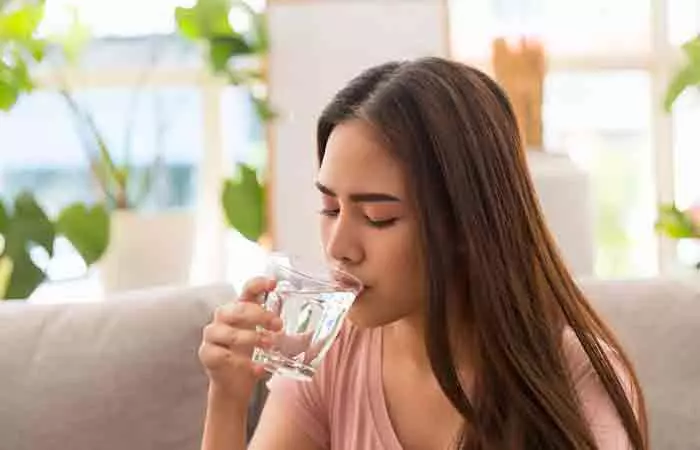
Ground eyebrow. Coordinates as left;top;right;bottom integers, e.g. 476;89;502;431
315;182;401;203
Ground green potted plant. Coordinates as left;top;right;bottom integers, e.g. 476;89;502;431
3;1;189;293
59;86;196;293
656;34;700;268
35;9;201;292
175;0;273;244
0;1;110;300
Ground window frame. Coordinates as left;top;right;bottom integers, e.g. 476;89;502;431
449;0;679;275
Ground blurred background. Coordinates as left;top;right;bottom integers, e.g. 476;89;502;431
2;0;700;301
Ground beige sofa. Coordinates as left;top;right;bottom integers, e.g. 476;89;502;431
0;278;698;449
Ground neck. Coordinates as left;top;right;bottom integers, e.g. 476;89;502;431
384;312;432;373
383;308;475;380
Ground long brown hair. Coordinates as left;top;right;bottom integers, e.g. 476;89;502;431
316;57;648;449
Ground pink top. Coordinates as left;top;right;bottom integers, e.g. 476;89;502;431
267;325;637;449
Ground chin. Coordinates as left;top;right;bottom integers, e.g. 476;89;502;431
346;292;404;329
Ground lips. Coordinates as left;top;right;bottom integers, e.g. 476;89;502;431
331;269;365;291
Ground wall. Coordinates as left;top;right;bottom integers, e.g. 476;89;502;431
268;0;449;265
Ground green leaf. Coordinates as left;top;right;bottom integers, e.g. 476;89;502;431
0;199;8;234
0;57;34;110
0;2;46;111
0;81;20;111
11;192;55;256
24;38;46;61
56;203;110;265
221;163;265;241
226;66;257;85
209;35;252;72
175;0;233;40
10;55;34;90
664;64;700;112
0;192;54;299
681;36;700;63
655;203;698;239
0;4;44;40
232;0;268;52
250;90;276;122
4;248;44;299
199;0;235;36
174;6;201;40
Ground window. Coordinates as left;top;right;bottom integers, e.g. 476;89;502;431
0;83;204;278
450;0;650;61
544;72;656;277
449;0;693;279
1;0;264;291
1;87;201;207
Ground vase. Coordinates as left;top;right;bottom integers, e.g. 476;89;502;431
99;209;195;293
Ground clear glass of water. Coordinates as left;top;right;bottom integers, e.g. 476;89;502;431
252;254;363;381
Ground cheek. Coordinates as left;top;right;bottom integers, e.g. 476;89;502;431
373;225;423;282
380;240;424;305
352;225;425;324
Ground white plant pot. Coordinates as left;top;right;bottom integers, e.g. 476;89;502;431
99;210;195;293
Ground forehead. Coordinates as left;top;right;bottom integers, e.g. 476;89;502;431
317;120;405;192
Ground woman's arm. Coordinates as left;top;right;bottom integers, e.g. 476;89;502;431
247;387;325;450
202;385;323;450
201;385;249;450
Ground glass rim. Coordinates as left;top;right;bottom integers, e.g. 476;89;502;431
267;253;364;294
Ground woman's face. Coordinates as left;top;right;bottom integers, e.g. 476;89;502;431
316;119;426;328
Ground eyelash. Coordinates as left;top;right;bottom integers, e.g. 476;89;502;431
318;209;398;229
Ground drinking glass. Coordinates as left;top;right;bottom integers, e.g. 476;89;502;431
251;254;363;381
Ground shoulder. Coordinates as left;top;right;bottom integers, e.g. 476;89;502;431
561;327;639;448
561;327;632;391
261;323;374;447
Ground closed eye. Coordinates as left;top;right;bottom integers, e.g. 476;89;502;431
319;208;339;218
366;217;398;228
319;208;399;229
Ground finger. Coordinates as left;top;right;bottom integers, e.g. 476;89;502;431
198;342;231;370
238;277;277;303
214;302;283;331
198;343;262;379
203;324;272;351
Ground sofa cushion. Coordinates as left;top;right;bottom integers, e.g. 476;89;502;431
0;284;234;450
581;277;700;450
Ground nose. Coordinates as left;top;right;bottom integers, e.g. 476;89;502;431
324;213;364;267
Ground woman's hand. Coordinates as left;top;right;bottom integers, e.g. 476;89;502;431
199;277;282;406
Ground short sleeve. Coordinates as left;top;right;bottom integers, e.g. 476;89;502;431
265;326;348;448
564;329;638;450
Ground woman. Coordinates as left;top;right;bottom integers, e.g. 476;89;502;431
199;57;647;450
